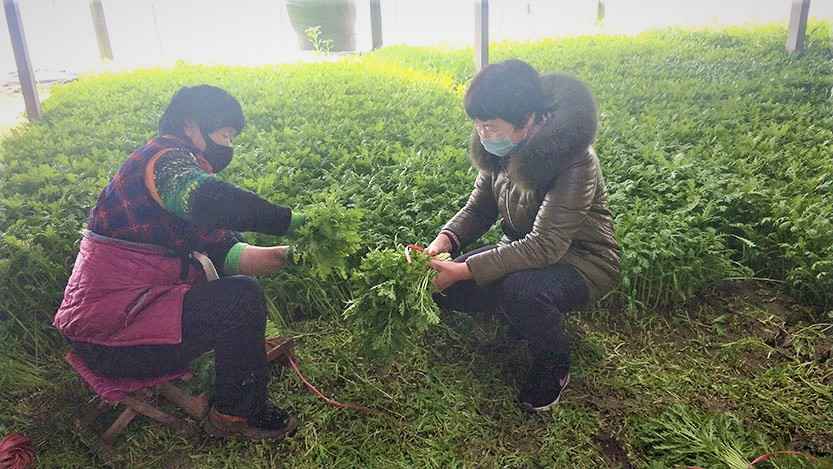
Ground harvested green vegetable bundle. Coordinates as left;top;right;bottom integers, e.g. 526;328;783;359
344;247;449;359
290;195;364;280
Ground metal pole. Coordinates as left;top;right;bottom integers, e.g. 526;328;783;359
370;0;383;50
3;0;40;121
786;0;811;54
90;0;114;61
474;0;488;71
151;2;164;57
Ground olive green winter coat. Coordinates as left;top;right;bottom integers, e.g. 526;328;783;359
443;73;620;302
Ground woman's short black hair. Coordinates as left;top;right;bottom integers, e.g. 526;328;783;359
158;85;245;137
464;59;550;128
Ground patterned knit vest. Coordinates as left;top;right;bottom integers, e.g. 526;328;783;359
87;136;231;255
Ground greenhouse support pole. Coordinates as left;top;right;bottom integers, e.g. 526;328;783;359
3;0;40;121
786;0;811;54
475;0;489;71
90;0;114;60
370;0;383;50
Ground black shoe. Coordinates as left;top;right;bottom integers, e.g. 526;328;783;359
204;402;298;441
519;365;570;412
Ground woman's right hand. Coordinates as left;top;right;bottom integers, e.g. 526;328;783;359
239;245;291;277
425;233;452;257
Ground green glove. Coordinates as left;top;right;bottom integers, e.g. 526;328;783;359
287;212;307;235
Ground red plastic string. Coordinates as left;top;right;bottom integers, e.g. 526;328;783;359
286;352;375;415
749;451;819;466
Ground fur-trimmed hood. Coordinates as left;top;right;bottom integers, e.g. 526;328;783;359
469;73;598;191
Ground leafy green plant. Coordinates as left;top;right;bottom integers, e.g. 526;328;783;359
0;234;66;357
635;404;768;469
304;26;334;54
0;324;46;393
343;248;446;359
290;194;364;280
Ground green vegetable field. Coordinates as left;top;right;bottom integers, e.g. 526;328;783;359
0;23;831;468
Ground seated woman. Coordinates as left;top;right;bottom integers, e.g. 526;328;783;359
54;85;304;440
427;60;621;412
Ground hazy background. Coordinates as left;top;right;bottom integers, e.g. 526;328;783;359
2;0;831;79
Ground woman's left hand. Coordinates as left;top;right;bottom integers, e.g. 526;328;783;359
429;259;473;291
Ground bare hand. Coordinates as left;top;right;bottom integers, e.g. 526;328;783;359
429;259;472;291
239;245;290;277
425;233;452;257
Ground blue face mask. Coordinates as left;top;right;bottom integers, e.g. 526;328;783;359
481;136;517;157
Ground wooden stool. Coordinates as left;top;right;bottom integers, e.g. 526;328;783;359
65;351;208;447
66;336;296;447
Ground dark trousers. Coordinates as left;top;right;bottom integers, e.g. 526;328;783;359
71;275;269;418
434;246;589;370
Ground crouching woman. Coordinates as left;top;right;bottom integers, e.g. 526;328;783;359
427;60;621;411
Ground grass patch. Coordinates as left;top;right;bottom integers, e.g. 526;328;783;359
0;23;831;467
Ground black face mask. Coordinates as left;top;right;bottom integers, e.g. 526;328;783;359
201;128;233;173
